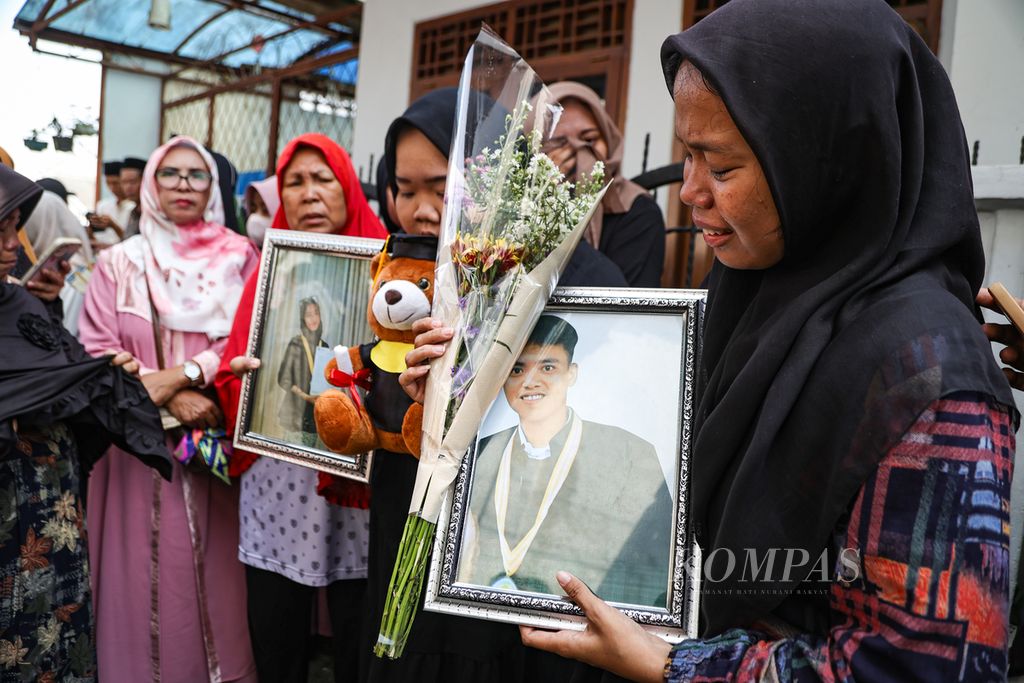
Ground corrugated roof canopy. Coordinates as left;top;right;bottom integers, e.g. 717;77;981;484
14;0;360;78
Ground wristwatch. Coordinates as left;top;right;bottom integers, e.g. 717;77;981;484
183;360;203;387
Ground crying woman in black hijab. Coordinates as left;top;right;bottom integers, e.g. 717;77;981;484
517;0;1019;681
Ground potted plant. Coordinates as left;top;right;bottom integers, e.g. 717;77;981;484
72;119;97;136
23;129;48;152
50;117;73;152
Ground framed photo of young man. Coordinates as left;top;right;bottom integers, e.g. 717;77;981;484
234;229;383;482
424;287;704;640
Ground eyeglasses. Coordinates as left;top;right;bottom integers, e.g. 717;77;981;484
155;167;213;192
541;136;571;152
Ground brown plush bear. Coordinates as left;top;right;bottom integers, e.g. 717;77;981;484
314;235;436;459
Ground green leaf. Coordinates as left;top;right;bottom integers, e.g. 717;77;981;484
26;593;49;615
69;633;94;676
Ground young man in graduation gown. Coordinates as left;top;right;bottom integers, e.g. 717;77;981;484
459;315;673;608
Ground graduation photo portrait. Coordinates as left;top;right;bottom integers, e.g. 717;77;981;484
234;229;383;481
425;288;705;640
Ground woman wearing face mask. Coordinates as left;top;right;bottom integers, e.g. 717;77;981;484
242;175;279;249
542;83;666;287
78;137;259;682
216;133;386;683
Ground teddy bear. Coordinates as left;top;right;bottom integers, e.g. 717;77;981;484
314;234;437;459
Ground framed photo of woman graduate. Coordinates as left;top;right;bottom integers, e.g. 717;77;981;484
235;229;383;481
424;287;704;640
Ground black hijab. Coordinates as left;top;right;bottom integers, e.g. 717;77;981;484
383;87;461;199
1;166;40;279
209;149;240;233
375;158;403;234
661;0;1013;635
0;164;42;226
383;88;627;287
36;177;70;203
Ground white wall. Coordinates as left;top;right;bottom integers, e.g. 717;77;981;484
950;0;1024;603
352;0;681;199
975;165;1024;619
351;0;477;175
622;0;682;209
98;59;163;202
945;0;1024;165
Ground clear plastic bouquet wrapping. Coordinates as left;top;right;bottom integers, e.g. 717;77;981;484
375;26;607;659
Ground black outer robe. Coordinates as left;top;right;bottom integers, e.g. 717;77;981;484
0;164;170;485
598;193;665;287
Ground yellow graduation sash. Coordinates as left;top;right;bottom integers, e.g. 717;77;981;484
299;335;315;374
494;413;583;578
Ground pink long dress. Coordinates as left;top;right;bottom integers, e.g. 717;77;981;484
79;244;259;683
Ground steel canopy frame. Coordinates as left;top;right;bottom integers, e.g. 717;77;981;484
12;0;362;209
14;0;361;73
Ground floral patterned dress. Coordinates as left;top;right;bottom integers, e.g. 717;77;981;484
0;422;95;683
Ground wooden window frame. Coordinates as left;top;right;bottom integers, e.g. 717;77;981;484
662;0;944;288
409;0;633;130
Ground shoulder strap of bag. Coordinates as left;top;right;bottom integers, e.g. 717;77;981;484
142;265;184;432
144;272;167;371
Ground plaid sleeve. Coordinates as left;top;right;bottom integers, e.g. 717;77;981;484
666;391;1017;682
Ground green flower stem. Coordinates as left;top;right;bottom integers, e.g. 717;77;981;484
374;514;437;659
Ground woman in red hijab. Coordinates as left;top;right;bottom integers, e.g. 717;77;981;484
215;134;385;683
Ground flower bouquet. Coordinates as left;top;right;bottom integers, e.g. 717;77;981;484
374;26;607;659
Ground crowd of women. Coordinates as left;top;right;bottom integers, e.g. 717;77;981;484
1;0;1021;681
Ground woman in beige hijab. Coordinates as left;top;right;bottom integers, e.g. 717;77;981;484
544;82;665;286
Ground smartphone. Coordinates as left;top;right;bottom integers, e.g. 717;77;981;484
86;212;110;232
14;237;82;286
988;282;1024;337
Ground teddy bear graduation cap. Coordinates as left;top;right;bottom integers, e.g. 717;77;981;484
314;234;437;460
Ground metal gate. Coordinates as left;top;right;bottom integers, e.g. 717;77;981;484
160;48;358;179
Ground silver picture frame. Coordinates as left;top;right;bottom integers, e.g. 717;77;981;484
424;287;705;641
234;229;384;482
